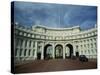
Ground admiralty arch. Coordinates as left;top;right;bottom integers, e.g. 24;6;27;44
14;24;97;62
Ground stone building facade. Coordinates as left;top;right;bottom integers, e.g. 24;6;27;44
14;24;97;62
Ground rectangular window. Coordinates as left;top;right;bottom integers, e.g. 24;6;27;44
81;51;83;54
24;49;27;56
15;48;18;56
95;43;96;47
84;44;86;47
20;49;22;56
76;45;78;49
16;38;19;47
18;39;21;47
29;41;31;47
28;49;31;56
33;49;35;56
92;49;94;53
20;39;23;47
90;39;93;42
84;40;86;43
91;43;93;48
81;45;82;48
33;41;35;47
87;44;89;48
25;40;27;47
88;50;90;53
85;50;87;54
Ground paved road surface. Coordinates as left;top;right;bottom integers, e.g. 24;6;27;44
15;59;97;73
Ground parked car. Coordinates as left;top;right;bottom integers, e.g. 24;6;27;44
79;55;88;62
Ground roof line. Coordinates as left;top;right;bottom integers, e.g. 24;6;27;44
32;25;80;30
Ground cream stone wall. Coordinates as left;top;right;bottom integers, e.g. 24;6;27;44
14;24;97;62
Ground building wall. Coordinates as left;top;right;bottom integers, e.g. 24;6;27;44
14;25;97;63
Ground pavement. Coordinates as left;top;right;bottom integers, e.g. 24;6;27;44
15;59;97;74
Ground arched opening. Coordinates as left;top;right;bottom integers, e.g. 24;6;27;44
65;44;73;58
37;46;41;59
37;52;41;59
76;52;79;57
44;44;53;59
55;44;63;59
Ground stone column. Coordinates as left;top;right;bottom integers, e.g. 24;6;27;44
27;40;30;49
28;41;33;60
73;44;76;56
30;41;34;57
34;41;37;59
63;44;65;59
17;39;21;61
79;44;81;55
52;43;55;59
31;41;33;48
30;49;34;60
16;48;19;56
25;40;30;58
41;42;44;60
17;39;21;48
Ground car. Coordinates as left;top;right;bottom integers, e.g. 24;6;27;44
79;55;88;62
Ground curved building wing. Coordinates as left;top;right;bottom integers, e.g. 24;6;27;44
14;24;97;62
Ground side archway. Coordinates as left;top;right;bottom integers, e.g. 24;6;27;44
44;44;53;59
65;44;73;58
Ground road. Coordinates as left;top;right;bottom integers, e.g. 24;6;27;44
15;59;97;73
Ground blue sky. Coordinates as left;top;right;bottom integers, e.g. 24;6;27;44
13;1;97;30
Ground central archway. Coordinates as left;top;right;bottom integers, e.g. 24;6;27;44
65;44;73;58
55;44;63;59
44;44;53;59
